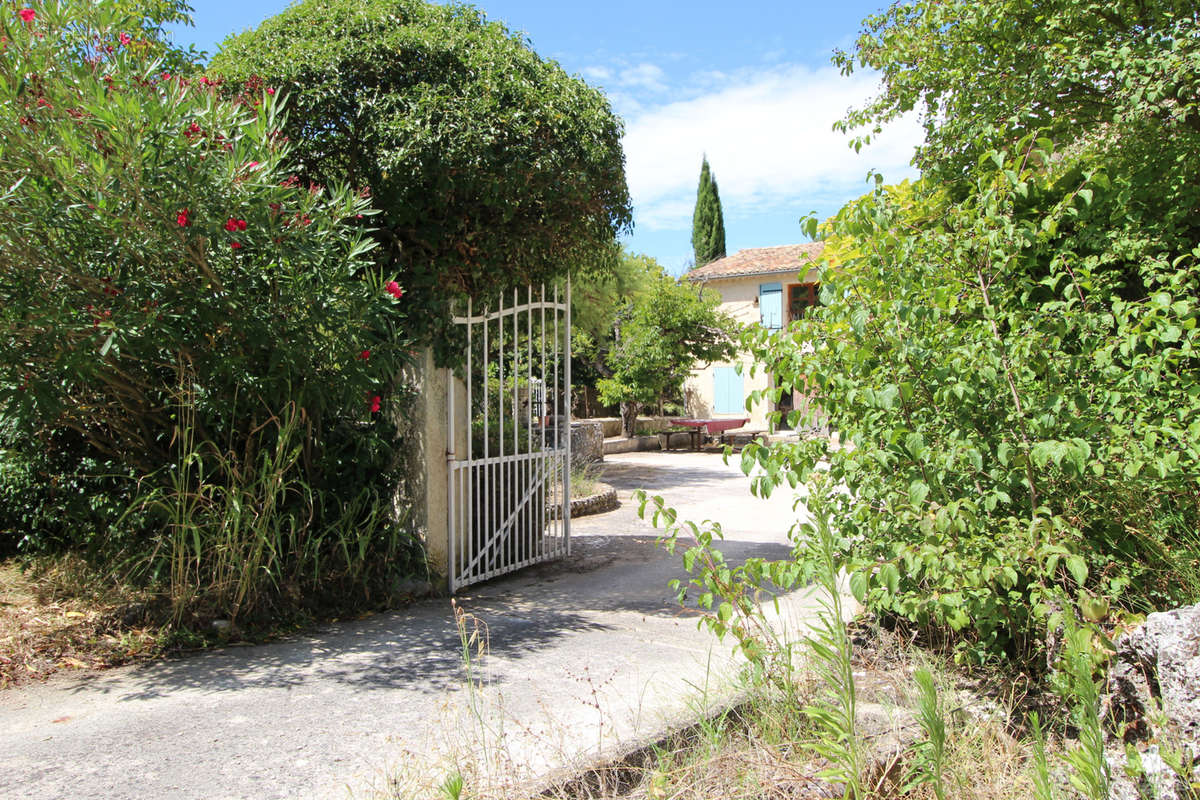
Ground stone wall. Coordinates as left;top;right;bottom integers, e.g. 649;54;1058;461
578;416;677;438
570;421;603;470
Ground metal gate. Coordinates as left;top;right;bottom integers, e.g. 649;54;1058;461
447;283;571;592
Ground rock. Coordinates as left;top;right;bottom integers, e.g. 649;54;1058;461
392;578;433;598
1101;603;1200;800
804;702;922;797
857;702;923;789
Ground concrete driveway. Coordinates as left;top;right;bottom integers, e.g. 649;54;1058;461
0;451;816;800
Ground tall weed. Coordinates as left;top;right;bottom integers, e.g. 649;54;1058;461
797;489;864;799
907;667;948;800
126;391;417;625
1053;617;1110;800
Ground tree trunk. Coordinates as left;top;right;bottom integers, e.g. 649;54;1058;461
620;400;640;438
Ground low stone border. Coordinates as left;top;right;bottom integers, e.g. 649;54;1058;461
548;482;618;519
602;435;661;454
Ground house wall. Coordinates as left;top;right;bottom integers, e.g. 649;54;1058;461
685;267;820;429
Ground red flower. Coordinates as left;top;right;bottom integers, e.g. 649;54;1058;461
369;395;382;414
177;208;190;227
359;349;371;360
18;8;35;23
385;281;403;299
118;32;132;46
266;88;275;96
231;241;243;250
224;217;247;232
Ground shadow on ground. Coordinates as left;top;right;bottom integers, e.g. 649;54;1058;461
49;453;793;705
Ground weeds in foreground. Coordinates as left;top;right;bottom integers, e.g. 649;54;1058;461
908;668;948;800
1056;622;1110;800
622;474;1139;800
797;490;864;799
1028;712;1055;800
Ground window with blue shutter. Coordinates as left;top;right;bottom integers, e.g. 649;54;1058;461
759;282;783;329
713;367;743;414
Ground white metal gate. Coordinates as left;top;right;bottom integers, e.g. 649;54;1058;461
447;283;571;592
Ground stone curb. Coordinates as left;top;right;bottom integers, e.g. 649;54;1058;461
548;482;619;519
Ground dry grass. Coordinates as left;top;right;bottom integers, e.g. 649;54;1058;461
534;625;1051;800
0;557;166;688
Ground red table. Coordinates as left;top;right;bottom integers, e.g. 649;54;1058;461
668;418;750;450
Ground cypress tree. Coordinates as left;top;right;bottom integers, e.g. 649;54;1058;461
690;156;727;268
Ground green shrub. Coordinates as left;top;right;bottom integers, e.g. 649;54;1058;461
210;0;632;359
738;0;1200;666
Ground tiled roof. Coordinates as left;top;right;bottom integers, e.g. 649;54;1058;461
685;242;826;281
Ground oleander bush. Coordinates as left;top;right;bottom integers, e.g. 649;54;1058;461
0;0;420;622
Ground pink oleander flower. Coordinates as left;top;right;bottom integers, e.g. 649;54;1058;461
369;395;382;414
359;349;371;360
118;32;132;46
224;217;247;232
231;241;243;250
177;208;190;227
385;281;403;299
18;8;35;23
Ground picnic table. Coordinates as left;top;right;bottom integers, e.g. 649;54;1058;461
668;417;750;450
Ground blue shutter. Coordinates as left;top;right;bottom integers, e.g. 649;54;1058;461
759;282;783;329
713;367;743;414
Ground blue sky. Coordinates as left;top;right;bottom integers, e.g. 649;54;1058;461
170;1;922;274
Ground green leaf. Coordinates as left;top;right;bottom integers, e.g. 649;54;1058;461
1065;555;1088;586
880;562;900;594
849;570;868;604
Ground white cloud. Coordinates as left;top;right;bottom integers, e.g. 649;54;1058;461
618;62;669;92
622;64;923;232
581;65;613;82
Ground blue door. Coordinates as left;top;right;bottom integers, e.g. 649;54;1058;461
713;367;743;414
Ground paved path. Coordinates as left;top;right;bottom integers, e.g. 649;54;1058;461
0;452;819;800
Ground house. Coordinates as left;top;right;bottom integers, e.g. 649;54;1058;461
683;243;826;430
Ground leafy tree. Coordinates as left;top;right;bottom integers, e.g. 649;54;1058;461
690;157;726;269
713;0;1200;666
598;274;738;437
570;248;662;416
210;0;633;359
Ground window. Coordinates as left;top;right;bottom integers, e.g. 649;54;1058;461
788;282;819;323
759;282;783;329
713;367;743;414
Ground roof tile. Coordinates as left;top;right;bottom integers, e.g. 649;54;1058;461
686;242;825;281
